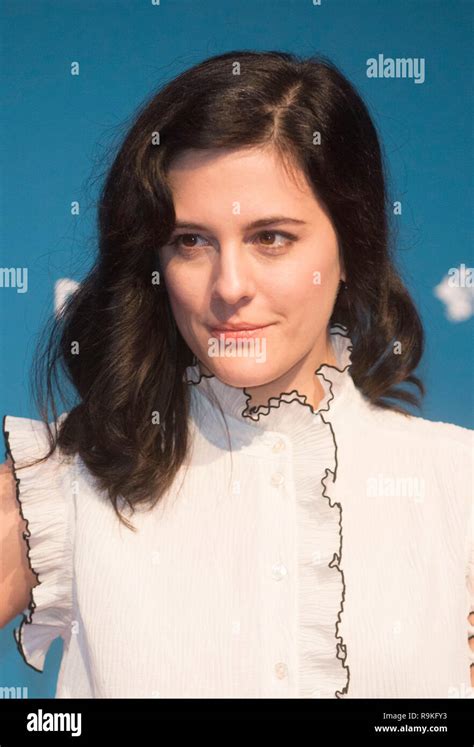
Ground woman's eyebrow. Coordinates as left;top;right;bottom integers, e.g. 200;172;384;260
173;216;308;231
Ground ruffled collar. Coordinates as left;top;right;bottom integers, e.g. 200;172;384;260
184;323;355;437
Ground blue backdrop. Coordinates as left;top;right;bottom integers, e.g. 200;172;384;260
1;0;472;698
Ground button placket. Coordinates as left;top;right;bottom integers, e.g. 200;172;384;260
261;433;294;695
269;437;288;489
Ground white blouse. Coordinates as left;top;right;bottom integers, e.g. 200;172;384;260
3;325;473;699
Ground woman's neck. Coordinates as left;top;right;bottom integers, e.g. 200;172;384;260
196;329;337;412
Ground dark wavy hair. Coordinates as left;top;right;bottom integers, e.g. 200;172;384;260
7;50;425;530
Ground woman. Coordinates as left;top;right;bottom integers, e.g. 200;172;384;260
1;50;472;699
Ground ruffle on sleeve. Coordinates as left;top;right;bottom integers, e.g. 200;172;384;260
2;413;74;673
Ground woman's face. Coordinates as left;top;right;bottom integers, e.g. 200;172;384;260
158;146;345;390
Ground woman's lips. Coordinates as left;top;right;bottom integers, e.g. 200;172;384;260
208;324;273;339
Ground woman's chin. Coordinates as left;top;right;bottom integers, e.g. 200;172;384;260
202;358;277;389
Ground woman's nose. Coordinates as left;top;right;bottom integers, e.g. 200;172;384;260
212;245;255;305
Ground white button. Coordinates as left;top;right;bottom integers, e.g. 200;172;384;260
271;472;285;486
272;439;286;453
271;562;288;581
274;662;288;679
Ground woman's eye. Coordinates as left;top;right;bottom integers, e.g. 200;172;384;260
254;230;294;251
171;233;208;250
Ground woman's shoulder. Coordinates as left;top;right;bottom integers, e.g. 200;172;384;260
403;413;472;447
2;412;74;468
360;397;473;447
354;397;473;475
